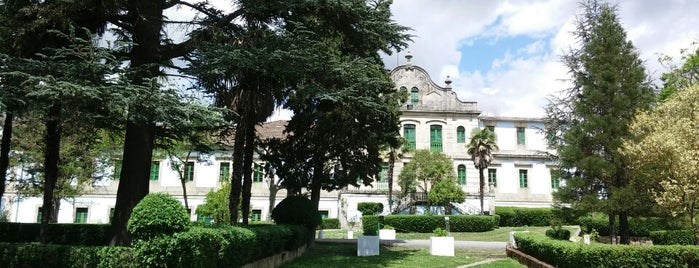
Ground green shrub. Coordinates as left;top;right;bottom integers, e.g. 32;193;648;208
495;207;552;226
0;242;135;268
128;193;190;240
577;215;688;237
320;218;340;229
545;227;571;240
514;232;699;267
433;227;448;236
651;230;695;245
357;202;384;216
362;215;498;234
271;196;321;229
0;222;110;245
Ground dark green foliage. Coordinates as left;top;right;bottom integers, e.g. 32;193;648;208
127;193;190;240
0;242;135;268
495;207;553;227
650;230;695;245
577;216;688;237
357;202;384;216
271;196;321;228
545;228;571;240
362;215;498;234
514;232;699;267
133;225;309;268
320;218;340;230
0;222;109;245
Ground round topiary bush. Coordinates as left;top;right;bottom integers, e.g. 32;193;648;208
271;196;321;228
127;193;190;240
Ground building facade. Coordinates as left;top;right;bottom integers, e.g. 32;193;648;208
0;56;558;225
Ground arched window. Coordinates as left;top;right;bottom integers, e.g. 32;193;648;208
403;124;416;150
410;87;419;105
430;125;442;152
456;126;466;143
457;165;466;185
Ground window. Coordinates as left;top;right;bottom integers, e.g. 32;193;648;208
319;210;329;220
251;209;262;222
488;169;497;187
113;160;122;180
197;214;213;224
519;169;528;188
430;125;442;152
379;163;388;182
109;208;114;224
149;161;159;181
403;124;416;150
551;170;560;189
410;87;419;105
456;126;466;143
457;165;466;185
254;163;263;182
219;162;231;182
486;125;495;133
74;207;88;223
185;162;195;181
516;127;526;145
37;207;43;223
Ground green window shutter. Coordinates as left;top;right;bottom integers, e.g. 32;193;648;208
404;124;416;150
551;170;560;189
149;161;159;181
252;209;262;221
75;208;88;223
517;127;525;145
519;170;528;188
457;126;466;143
185;162;195;181
319;210;329;220
37;207;43;223
379;163;388;182
430;125;442;152
488;169;497;187
487;125;495;133
113;160;122;180
411;87;419;105
254;163;263;182
457;165;466;185
219;162;230;182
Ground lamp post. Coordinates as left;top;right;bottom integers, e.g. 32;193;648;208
444;216;450;235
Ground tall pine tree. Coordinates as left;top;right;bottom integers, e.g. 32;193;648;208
546;0;655;245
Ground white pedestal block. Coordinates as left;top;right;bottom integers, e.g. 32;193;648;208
430;237;454;256
357;236;380;256
379;229;396;240
347;231;354;239
584;235;591;245
317;230;324;240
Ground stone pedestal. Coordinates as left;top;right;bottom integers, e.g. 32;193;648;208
347;231;354;239
317;230;324;240
357;236;380;256
429;237;454;256
379;229;396;240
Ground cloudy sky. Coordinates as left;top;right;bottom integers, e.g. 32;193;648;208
377;0;699;118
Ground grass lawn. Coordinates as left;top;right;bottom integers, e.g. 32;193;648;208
471;258;526;268
318;226;578;242
281;243;505;268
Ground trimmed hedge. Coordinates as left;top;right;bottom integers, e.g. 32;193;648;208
514;232;699;267
362;215;499;234
495;207;552;227
0;222;110;245
577;216;689;237
651;230;695;245
545;228;571;240
0;243;135;268
128;193;190;241
320;218;340;229
357;202;384;216
134;224;310;268
272;196;321;229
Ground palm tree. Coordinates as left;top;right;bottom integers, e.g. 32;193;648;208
466;128;498;214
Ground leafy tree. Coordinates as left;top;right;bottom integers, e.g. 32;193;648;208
622;85;699;244
658;43;699;101
545;0;655;244
466;128;498;215
398;150;461;212
196;183;232;225
428;178;465;214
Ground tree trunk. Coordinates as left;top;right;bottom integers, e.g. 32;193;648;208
40;104;61;243
618;211;630;244
309;160;323;247
229;124;246;225
387;150;395;212
0;113;14;209
241;116;255;225
267;184;278;222
109;0;163;246
608;212;616;245
180;151;192;210
479;167;485;215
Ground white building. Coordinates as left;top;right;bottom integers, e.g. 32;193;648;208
0;55;558;225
